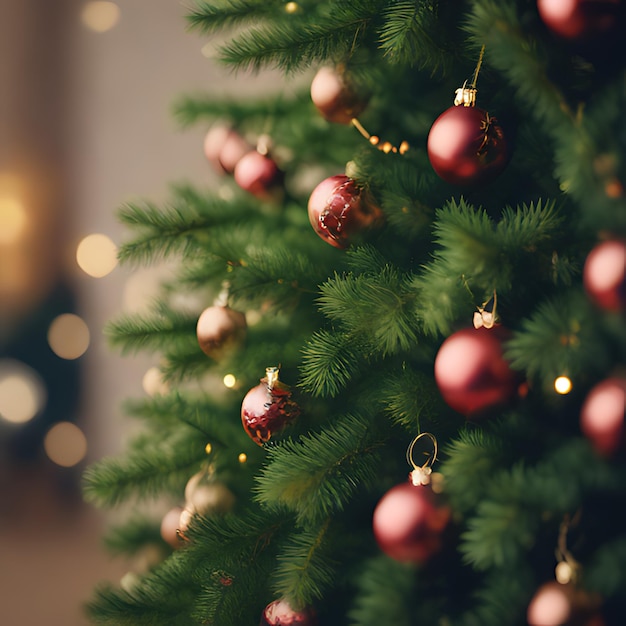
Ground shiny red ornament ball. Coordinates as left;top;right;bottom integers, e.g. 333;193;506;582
241;368;300;445
307;174;383;248
234;150;283;199
434;327;520;417
537;0;623;40
196;305;246;358
583;239;626;312
310;66;367;124
372;482;450;563
580;377;626;457
427;105;509;186
260;599;317;626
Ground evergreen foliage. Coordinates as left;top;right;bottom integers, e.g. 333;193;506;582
85;1;626;624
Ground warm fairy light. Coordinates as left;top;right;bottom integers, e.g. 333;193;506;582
554;376;573;395
142;367;170;396
76;233;118;277
285;2;299;12
238;453;247;464
44;422;88;467
555;561;572;584
0;360;46;424
0;194;26;244
223;374;236;388
205;442;213;455
48;314;90;360
81;2;120;33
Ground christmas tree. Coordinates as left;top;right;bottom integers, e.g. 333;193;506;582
83;1;626;624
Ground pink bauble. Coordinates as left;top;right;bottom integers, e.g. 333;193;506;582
160;506;184;549
196;305;246;358
260;599;317;626
527;582;573;626
310;66;367;124
434;327;520;417
372;482;450;563
537;0;623;40
580;377;626;457
234;151;283;199
218;130;251;173
583;239;626;312
307;174;383;248
427;105;509;186
203;125;231;174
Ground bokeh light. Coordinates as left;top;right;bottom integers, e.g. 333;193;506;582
554;376;573;395
0;194;26;244
238;453;247;464
76;233;118;277
48;314;90;360
223;374;236;388
81;1;120;33
44;422;88;467
0;360;47;424
205;442;213;455
142;366;169;396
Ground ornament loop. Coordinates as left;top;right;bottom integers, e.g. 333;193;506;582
406;432;438;486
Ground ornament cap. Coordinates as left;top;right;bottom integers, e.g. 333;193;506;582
454;82;477;107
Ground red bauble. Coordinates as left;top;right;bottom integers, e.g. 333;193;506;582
427;105;509;186
580;377;626;457
196;305;246;358
372;482;450;563
434;326;520;417
527;581;605;626
260;599;317;626
241;368;300;445
307;174;383;248
203;125;250;174
234;150;283;199
583;239;626;312
310;66;368;124
537;0;623;40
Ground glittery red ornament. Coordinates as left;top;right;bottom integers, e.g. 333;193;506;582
427;105;509;186
234;150;283;199
310;66;368;124
434;326;520;417
260;599;317;626
583;239;626;312
307;174;383;248
372;482;450;564
580;377;626;457
527;581;605;626
196;305;247;358
537;0;623;40
241;367;300;445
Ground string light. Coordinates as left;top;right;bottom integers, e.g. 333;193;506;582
554;376;573;395
238;453;247;464
76;233;118;278
205;442;213;455
48;314;90;360
223;374;236;388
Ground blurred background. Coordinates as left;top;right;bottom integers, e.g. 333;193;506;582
0;2;274;623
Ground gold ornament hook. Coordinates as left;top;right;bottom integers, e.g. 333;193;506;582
406;432;438;486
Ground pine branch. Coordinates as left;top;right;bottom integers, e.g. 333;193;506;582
105;304;198;356
506;290;611;383
299;329;363;398
186;0;281;34
103;516;165;556
318;266;419;356
255;414;382;524
83;427;206;507
216;2;381;73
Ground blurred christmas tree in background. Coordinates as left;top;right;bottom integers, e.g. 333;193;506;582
83;1;626;624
